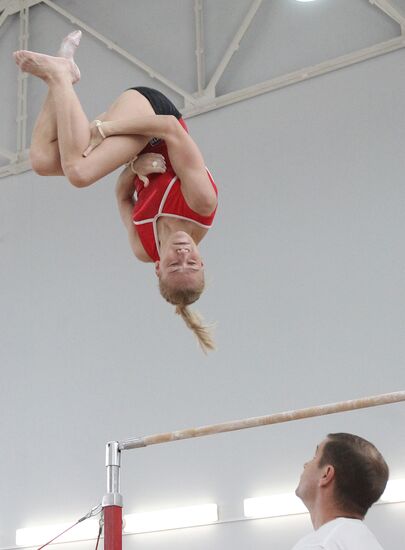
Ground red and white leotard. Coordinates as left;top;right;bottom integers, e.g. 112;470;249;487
132;119;218;262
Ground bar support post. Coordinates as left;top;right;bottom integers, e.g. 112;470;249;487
103;441;123;550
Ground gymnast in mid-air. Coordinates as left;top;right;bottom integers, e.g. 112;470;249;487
13;31;218;353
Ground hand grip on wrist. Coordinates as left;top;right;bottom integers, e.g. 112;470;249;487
94;120;106;139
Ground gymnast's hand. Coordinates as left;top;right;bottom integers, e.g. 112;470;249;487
82;119;108;157
128;153;166;188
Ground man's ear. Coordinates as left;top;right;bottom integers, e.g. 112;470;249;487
155;261;160;276
319;465;335;488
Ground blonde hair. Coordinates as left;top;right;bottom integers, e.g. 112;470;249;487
159;279;216;354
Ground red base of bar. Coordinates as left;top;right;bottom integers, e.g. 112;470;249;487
104;505;122;550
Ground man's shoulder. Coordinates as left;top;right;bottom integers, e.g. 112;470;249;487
291;518;384;550
291;531;324;550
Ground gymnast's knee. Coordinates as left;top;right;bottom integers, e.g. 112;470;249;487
30;150;57;176
63;162;93;188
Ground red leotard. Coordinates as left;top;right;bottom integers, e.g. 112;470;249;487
132;119;218;262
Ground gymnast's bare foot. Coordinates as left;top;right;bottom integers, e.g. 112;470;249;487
13;50;80;84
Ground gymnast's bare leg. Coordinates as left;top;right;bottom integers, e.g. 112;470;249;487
14;34;155;187
28;31;81;176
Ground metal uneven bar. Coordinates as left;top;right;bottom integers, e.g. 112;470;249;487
119;391;405;451
103;441;122;507
103;442;122;550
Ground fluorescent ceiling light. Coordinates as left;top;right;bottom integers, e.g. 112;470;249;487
17;480;404;547
124;503;218;534
380;479;405;503
296;0;317;2
244;493;307;519
16;519;99;546
244;478;405;521
16;504;218;546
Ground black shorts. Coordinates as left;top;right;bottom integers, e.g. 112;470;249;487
127;87;182;119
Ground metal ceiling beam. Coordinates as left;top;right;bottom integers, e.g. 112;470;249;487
0;147;15;161
369;0;405;31
183;36;405;118
0;1;31;178
194;0;206;94
0;4;10;27
0;0;41;15
205;0;263;96
42;0;197;106
0;156;30;177
1;0;405;177
16;3;29;157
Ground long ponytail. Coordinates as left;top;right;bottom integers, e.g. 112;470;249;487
175;304;215;354
159;279;216;353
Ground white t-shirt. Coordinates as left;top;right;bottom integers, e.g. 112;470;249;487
291;518;384;550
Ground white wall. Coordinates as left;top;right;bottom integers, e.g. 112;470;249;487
1;5;405;550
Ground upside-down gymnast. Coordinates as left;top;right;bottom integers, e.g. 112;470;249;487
13;31;218;353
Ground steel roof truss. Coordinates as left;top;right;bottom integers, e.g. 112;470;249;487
2;0;405;178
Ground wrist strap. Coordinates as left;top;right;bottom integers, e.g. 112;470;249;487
94;120;106;139
129;156;138;174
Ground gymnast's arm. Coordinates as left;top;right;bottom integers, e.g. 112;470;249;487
115;165;150;262
98;116;217;215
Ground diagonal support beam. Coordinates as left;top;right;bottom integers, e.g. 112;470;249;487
0;4;10;27
16;2;29;157
194;0;205;93
369;0;405;32
0;147;16;161
41;0;197;106
0;157;30;177
205;0;263;95
0;0;41;14
2;0;405;176
183;36;405;118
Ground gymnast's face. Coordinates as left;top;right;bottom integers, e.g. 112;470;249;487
155;231;204;286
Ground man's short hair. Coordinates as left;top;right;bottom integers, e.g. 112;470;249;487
319;433;389;516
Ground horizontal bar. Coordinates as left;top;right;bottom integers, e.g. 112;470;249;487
119;391;405;451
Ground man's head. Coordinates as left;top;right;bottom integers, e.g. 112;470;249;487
155;230;205;305
296;433;389;519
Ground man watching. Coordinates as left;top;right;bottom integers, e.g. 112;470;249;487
293;433;388;549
